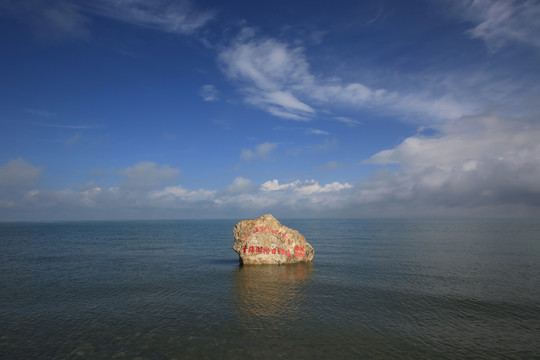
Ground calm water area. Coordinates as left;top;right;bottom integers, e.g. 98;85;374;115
1;219;539;359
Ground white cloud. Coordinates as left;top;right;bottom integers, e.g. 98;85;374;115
225;177;258;194
266;107;309;121
219;33;314;91
0;158;42;188
308;129;330;135
24;108;57;118
219;35;316;120
362;114;540;210
313;137;339;152
240;142;278;161
0;171;356;219
150;186;215;201
334;116;361;127
0;0;91;40
367;114;540;169
79;0;214;35
199;84;219;102
263;91;314;114
3;115;540;219
318;161;346;171
260;179;294;191
2;139;540;219
245;90;315;120
218;29;475;123
119;161;180;189
1;0;214;40
261;179;352;194
454;0;540;50
215;178;354;214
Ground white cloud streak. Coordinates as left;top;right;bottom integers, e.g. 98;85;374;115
308;129;330;135
150;186;215;201
78;0;214;35
219;34;316;120
1;0;214;40
218;29;476;122
454;0;540;50
261;179;352;194
334;116;361;127
240;142;278;161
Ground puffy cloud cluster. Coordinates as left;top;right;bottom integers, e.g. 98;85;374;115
0;160;354;219
361;114;540;213
261;179;352;194
215;179;354;217
2;114;540;221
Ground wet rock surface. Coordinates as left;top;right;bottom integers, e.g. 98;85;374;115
232;214;314;265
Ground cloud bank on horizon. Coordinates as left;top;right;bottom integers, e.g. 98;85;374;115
1;0;539;219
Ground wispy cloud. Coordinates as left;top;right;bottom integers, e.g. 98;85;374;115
318;161;346;171
240;142;278;161
307;129;330;135
199;84;219;102
0;158;42;188
24;108;57;119
224;177;258;194
78;0;215;35
37;122;103;130
452;0;540;50
1;0;214;40
219;32;316;120
334;116;361;127
218;28;476;123
65;132;83;147
0;0;90;40
246;90;315;121
119;161;181;189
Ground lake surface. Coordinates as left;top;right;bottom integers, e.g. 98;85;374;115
1;219;539;359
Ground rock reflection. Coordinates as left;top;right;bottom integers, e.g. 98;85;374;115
232;263;314;323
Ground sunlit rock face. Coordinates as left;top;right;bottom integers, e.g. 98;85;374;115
233;214;314;265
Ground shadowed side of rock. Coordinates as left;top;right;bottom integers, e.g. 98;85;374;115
232;214;314;265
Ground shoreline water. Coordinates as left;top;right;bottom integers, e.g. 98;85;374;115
1;219;538;359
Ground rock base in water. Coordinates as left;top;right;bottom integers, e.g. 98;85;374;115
232;214;314;265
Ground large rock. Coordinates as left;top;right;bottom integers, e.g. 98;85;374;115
233;214;314;265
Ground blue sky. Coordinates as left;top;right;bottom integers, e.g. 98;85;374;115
1;0;540;220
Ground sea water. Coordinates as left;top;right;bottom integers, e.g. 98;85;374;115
1;219;539;359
